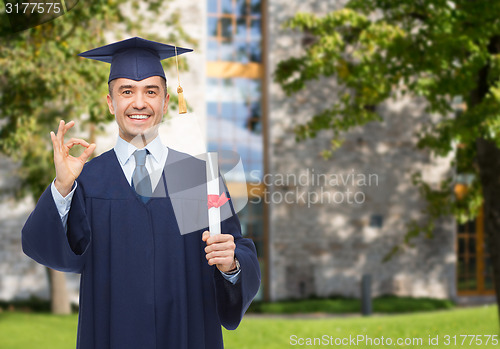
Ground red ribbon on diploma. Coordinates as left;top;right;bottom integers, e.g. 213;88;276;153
207;193;230;209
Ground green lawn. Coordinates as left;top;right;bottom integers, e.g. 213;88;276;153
0;306;498;348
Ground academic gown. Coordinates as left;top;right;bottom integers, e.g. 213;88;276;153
22;148;261;349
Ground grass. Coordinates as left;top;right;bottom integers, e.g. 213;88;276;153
0;312;78;349
0;306;498;349
223;306;499;349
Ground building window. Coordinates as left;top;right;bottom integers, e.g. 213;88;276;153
207;0;261;63
456;207;494;295
454;142;493;296
206;0;265;300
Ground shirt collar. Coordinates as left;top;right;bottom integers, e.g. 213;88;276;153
145;136;165;163
114;135;165;165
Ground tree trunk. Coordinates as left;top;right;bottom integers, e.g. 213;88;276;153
475;138;500;320
47;268;71;315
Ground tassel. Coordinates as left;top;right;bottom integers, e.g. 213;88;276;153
178;86;187;114
175;45;187;114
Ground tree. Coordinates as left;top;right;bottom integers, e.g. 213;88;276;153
0;0;195;314
274;0;500;318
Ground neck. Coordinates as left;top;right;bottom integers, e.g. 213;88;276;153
123;131;158;149
130;134;150;149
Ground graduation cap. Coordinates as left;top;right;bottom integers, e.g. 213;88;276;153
79;37;193;114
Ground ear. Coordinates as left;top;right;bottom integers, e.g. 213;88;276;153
163;93;170;115
107;94;115;115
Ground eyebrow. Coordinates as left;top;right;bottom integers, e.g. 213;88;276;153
118;85;160;90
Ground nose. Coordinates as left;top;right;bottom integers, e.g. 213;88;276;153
132;93;146;110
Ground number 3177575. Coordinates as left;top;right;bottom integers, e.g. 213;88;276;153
5;2;62;14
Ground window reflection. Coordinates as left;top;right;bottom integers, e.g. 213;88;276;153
207;17;218;37
221;0;233;13
250;0;261;16
250;19;261;39
207;0;262;63
207;0;218;13
235;0;247;16
235;41;248;63
220;18;233;40
249;41;261;63
220;42;235;61
236;17;247;40
207;40;218;60
206;77;262;178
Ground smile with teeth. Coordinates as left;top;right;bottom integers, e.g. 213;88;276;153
128;114;150;120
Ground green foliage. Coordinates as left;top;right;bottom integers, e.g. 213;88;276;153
0;296;80;313
372;295;454;313
247;295;454;314
0;296;51;313
0;0;196;200
0;295;454;315
274;1;500;253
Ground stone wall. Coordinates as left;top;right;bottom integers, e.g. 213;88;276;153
0;156;45;301
0;154;83;303
267;0;456;301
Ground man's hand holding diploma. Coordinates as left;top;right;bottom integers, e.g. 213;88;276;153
50;120;96;197
202;231;237;273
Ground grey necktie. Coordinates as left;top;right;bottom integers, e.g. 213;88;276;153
132;149;152;203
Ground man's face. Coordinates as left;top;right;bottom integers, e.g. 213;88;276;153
107;76;169;145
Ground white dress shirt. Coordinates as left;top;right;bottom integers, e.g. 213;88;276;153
51;136;240;283
113;135;167;190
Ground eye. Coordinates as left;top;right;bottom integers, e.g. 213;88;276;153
147;90;157;95
122;90;132;95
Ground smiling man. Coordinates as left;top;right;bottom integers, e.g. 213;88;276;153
108;76;168;146
21;37;261;349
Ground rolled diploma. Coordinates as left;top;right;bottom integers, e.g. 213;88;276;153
206;152;220;236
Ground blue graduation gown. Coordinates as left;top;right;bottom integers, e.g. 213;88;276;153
22;149;261;349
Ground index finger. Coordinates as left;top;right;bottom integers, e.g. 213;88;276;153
61;120;76;137
207;233;234;245
64;120;75;131
56;120;75;141
78;143;96;163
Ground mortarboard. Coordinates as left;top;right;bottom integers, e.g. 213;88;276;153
78;37;193;83
79;37;192;113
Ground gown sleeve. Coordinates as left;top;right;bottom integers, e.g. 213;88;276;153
22;182;91;273
212;183;261;330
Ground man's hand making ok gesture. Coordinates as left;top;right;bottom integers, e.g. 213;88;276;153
50;120;96;197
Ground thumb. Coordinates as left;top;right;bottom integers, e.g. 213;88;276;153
79;143;96;163
202;230;210;242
